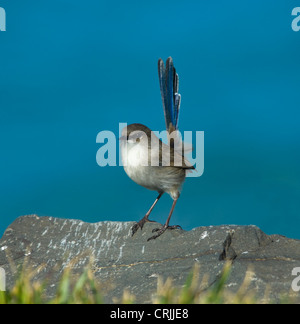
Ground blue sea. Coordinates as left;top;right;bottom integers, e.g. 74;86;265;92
0;1;300;239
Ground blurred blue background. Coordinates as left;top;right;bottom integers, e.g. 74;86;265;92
0;0;300;239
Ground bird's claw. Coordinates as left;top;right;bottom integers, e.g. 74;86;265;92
131;217;155;236
147;225;182;241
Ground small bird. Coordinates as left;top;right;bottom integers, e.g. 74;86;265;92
120;57;194;241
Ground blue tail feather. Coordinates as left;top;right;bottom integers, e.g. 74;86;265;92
158;57;181;132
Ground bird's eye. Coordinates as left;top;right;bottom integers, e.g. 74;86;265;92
128;132;143;143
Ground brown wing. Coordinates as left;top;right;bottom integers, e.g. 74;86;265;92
148;138;195;170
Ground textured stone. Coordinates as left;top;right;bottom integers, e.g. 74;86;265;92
0;215;300;303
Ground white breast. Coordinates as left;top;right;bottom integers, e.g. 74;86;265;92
121;139;186;197
121;141;158;190
121;141;148;168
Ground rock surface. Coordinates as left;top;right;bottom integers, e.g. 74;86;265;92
0;215;300;303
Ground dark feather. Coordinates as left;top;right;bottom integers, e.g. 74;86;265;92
158;57;181;133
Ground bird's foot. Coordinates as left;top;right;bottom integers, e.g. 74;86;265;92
131;216;155;237
147;224;182;241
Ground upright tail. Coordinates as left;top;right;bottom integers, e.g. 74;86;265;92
158;57;181;134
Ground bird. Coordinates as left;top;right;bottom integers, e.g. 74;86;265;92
120;57;195;241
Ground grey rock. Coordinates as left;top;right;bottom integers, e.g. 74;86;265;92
0;215;300;303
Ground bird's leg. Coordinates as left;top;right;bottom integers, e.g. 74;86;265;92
147;197;182;241
131;192;164;236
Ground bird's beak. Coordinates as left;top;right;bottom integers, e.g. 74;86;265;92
119;136;127;141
